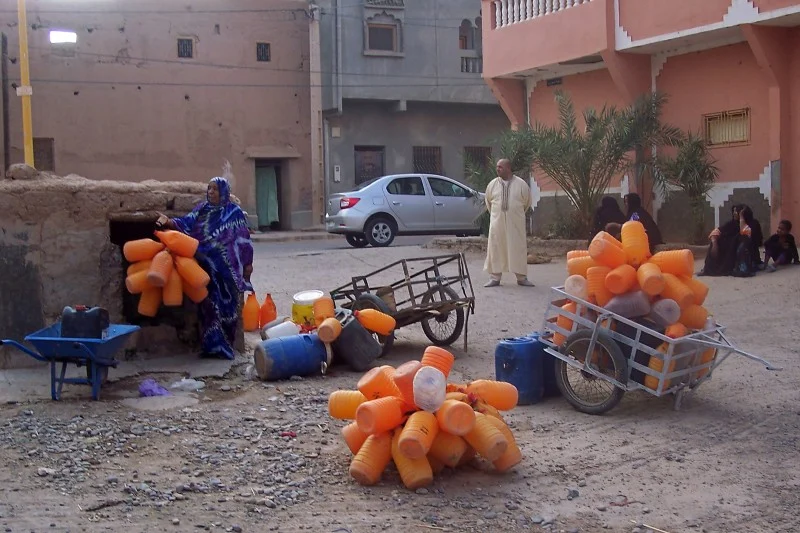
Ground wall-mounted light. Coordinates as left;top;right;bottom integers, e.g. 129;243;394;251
49;30;77;44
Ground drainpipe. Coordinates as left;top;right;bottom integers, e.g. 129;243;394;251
334;0;343;113
16;0;34;167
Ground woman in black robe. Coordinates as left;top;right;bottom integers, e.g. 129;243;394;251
589;196;627;244
700;204;762;276
624;193;663;253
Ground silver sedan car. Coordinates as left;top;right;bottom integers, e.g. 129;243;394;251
325;174;486;247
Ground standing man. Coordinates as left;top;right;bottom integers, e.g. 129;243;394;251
484;159;533;287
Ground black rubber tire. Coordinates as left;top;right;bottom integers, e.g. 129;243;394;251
364;217;396;247
554;329;627;415
345;234;369;248
352;293;395;357
420;285;465;347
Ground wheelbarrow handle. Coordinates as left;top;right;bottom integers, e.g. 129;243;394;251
0;339;49;362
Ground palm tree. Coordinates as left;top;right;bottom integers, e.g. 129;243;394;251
528;91;630;237
658;132;720;244
621;92;684;209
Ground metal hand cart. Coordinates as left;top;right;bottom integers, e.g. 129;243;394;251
1;323;140;401
330;253;475;356
541;286;781;414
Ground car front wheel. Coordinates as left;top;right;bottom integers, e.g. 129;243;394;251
365;217;396;247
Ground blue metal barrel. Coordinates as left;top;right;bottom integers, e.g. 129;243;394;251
495;336;545;405
254;334;327;381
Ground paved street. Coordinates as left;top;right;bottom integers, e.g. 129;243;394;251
253;235;433;258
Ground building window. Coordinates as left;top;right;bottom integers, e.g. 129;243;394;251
177;38;194;59
413;146;443;175
459;19;474;50
464;146;492;177
704;108;750;147
33;138;55;172
461;57;483;74
354;146;385;184
367;23;398;52
256;42;271;62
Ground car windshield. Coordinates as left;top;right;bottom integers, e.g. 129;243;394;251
355;177;381;191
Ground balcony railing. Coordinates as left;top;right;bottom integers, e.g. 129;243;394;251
493;0;593;29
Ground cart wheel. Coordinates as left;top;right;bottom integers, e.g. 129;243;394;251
353;293;395;357
86;365;109;385
420;285;465;347
555;329;627;415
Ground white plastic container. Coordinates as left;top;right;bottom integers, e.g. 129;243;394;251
650;298;680;327
263;321;301;340
412;366;446;412
260;316;290;340
604;290;651;318
564;274;589;300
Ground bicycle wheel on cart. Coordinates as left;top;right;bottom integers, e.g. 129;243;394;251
420;285;465;346
352;293;395;357
554;329;628;415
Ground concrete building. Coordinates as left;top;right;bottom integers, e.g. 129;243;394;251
317;0;510;196
0;0;323;229
481;0;800;240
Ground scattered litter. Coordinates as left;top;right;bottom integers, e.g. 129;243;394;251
169;378;206;392
138;379;171;397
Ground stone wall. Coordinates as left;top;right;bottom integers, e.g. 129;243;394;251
0;169;243;368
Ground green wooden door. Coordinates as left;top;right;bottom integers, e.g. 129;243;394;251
255;166;279;229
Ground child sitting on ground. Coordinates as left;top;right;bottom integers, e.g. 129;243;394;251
604;222;622;241
764;220;799;271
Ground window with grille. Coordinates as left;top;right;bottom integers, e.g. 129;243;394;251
464;146;492;177
256;42;271;62
177;38;193;59
413;146;443;174
354;146;385;184
461;57;483;74
33;138;55;172
367;23;398;52
704;109;750;147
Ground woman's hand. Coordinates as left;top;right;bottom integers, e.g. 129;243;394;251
243;264;253;283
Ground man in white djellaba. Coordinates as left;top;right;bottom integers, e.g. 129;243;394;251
483;159;533;287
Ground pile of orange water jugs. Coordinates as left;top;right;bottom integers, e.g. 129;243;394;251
242;292;278;332
562;221;716;387
328;347;522;490
124;231;211;317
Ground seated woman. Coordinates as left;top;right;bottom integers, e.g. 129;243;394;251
157;177;254;359
701;205;761;277
589;196;627;244
624;193;663;253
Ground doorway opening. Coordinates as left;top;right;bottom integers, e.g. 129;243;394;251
254;159;283;231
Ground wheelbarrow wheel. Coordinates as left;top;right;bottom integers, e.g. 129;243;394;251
420;285;465;347
352;293;395;358
86;364;109;385
555;329;627;415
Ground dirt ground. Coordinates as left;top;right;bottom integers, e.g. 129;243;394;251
1;243;798;533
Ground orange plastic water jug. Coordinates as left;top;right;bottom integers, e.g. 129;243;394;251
649;250;694;277
398;411;439;459
349;432;392;486
589;238;627;269
593;230;623;249
357;366;401;400
391;430;434;490
154;230;199;258
354;308;396;336
146;249;174;288
665;323;689;339
125;270;150;295
317;317;343;343
355;397;405;435
183;283;208;304
679;304;709;330
586;266;612;307
661;273;695;310
123;238;164;263
637;262;665;296
174;256;210;288
644;343;675;391
621;220;650;267
328;390;367;419
313;296;335;327
605;264;637;295
392;360;422;408
428;431;469;468
566;256;597;277
466;380;518;411
486;416;522;473
341;422;369;455
552;301;578;346
243;293;260;332
427;455;446;475
163;269;184;307
127;260;152;276
138;286;162;317
421;346;455;378
679;275;709;306
463;412;508;462
696;348;717;380
566;250;590;260
435;399;476;436
259;293;277;328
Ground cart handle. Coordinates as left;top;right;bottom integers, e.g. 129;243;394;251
0;339;49;362
684;336;783;371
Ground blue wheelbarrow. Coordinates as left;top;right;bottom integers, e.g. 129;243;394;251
1;323;140;401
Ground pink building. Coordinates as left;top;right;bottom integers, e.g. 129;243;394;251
481;0;800;239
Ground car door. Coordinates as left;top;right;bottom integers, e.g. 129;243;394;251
384;176;435;230
427;176;480;230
